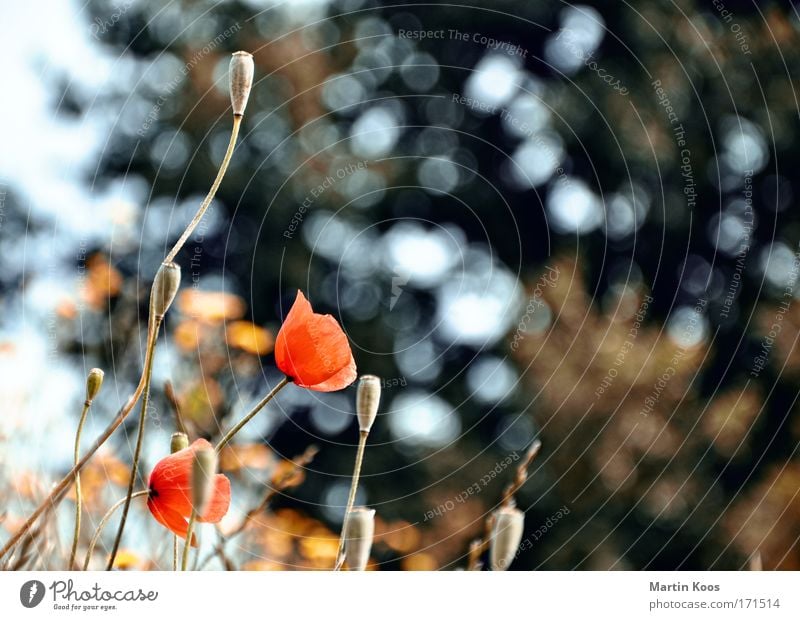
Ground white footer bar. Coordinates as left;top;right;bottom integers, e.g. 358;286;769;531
0;571;797;619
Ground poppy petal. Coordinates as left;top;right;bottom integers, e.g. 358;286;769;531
275;292;355;388
148;439;215;517
147;498;197;546
299;354;357;392
149;438;213;490
197;474;231;523
290;316;353;385
274;291;312;377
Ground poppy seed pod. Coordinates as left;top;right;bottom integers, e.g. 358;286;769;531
170;432;189;454
151;261;181;319
489;506;524;571
85;368;104;402
343;507;375;571
356;375;381;433
229;51;254;117
191;447;218;516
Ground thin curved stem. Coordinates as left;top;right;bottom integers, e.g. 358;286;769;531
104;114;240;568
181;510;198;571
215;378;289;453
106;316;163;570
173;536;178;571
0;115;243;566
83;490;148;570
334;430;369;570
164;115;241;265
69;399;92;569
0;325;157;562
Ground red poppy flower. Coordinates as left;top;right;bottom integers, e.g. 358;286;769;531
274;290;357;391
147;439;231;545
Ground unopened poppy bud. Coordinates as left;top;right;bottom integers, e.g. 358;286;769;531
151;261;181;319
85;368;104;402
229;51;254;117
170;432;189;454
344;507;375;571
356;375;381;433
489;506;524;571
191;447;217;516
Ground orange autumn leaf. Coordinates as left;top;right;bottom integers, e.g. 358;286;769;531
67;453;130;505
12;472;43;500
402;553;438;571
226;321;274;356
377;519;420;553
260;528;294;559
298;533;338;561
81;254;122;309
272;508;316;537
177;290;246;324
270;459;307;489
241;560;283;571
56;298;78;320
219;443;274;472
173;319;209;352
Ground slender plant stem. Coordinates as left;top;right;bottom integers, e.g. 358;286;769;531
83;490;148;570
105;113;241;570
214;377;289;453
334;430;369;570
68;399;93;569
0;114;243;566
173;537;178;571
197;445;319;570
465;440;542;570
174;377;290;571
0;327;157;562
106;316;163;570
181;510;198;571
164;115;241;265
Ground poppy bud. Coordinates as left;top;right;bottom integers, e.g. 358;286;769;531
170;432;189;454
356;375;381;433
489;506;524;571
229;51;254;117
85;368;104;402
191;447;217;515
151;262;181;319
343;507;375;571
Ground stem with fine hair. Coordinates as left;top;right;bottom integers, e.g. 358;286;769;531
173;537;178;571
83;490;148;570
176;376;288;570
68;399;92;569
334;430;369;570
214;377;289;453
164;115;241;265
181;510;198;571
106;316;163;570
0;115;243;565
0;326;157;562
466;440;541;570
